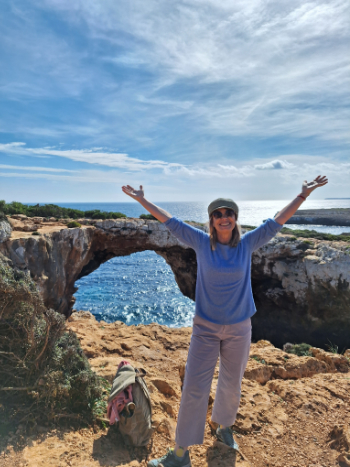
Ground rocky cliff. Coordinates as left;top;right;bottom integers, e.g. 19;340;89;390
1;216;350;348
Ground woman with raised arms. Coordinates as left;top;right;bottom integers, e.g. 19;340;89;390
122;176;328;467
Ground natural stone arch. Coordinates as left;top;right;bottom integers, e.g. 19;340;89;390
0;219;199;316
76;226;198;308
1;217;350;348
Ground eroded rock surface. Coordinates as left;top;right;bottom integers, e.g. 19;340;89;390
0;217;350;347
2;312;348;467
0;219;11;243
69;313;350;467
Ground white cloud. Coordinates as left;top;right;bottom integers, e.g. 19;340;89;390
0;142;251;177
2;0;348;149
254;160;295;170
1;143;349;189
0;164;76;172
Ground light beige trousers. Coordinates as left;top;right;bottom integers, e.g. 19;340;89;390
175;314;252;447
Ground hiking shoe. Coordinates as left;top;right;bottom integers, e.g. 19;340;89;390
216;426;239;451
147;448;191;467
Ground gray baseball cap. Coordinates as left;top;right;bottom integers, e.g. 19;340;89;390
208;198;239;218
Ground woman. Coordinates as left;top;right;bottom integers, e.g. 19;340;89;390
122;176;328;467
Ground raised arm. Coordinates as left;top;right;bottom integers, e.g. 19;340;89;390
121;185;172;223
274;175;328;225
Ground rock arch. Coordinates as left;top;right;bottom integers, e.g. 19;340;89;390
1;218;350;348
1;219;198;316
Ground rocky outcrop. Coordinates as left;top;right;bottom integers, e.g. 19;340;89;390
0;217;350;348
2;312;349;467
0;218;198;315
0;219;11;243
251;236;350;347
64;312;349;467
4;312;348;467
286;208;350;226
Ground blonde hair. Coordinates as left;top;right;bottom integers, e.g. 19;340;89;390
209;213;241;251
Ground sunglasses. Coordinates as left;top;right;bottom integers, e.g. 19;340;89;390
212;209;236;219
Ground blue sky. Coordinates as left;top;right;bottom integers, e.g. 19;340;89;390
0;0;349;202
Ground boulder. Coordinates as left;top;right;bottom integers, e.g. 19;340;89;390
8;217;37;231
0;219;12;243
10;214;27;220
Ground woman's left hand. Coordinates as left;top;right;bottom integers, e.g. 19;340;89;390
301;175;328;198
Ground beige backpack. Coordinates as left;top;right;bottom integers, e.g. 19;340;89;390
109;366;153;446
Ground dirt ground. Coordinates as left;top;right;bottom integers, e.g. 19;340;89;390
1;311;350;467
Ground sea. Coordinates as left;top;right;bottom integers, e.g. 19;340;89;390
52;200;350;328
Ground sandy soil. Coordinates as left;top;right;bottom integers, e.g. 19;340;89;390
1;311;350;467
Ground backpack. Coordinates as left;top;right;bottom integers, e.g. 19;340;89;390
108;364;153;446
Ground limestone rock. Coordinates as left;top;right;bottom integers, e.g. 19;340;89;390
337;453;350;466
10;214;27;220
244;345;343;384
328;425;350;451
8;217;37;231
154;415;176;439
244;361;274;384
310;347;350;372
31;217;44;224
159;400;176;417
68;310;94;321
59;313;350;467
0;219;12;243
0;217;349;347
151;379;178;398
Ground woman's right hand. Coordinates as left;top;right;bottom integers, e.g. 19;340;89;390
122;184;144;201
121;184;172;222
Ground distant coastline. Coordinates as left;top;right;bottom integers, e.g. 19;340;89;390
286;208;350;227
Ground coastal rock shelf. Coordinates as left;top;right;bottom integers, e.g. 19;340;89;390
3;311;349;467
1;217;350;348
64;312;348;467
286;208;350;226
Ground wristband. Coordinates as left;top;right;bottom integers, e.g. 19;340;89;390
297;194;306;201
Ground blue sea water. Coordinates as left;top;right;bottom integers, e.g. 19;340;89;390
51;200;350;327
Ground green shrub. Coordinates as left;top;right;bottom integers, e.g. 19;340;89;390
109;212;126;219
326;340;339;354
67;221;81;228
0;255;106;431
284;343;312;357
0;201;126;221
251;356;266;364
140;213;157;220
83;209;126;220
32;231;40;236
281;227;350;243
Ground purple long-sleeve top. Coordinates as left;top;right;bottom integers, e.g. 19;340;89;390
164;217;282;325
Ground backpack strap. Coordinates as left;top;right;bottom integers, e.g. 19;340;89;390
135;370;152;418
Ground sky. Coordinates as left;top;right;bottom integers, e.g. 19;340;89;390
0;0;349;203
